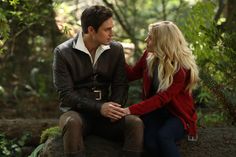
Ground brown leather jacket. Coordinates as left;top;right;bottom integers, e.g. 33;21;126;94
52;35;128;114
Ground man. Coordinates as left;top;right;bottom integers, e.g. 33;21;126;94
52;5;143;157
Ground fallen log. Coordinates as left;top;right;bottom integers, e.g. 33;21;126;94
0;118;58;146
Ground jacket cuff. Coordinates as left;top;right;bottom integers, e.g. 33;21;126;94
95;102;103;114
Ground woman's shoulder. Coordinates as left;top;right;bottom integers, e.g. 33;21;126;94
143;50;149;57
138;50;149;63
174;67;189;79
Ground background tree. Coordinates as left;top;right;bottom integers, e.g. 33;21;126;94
102;0;190;56
0;0;62;117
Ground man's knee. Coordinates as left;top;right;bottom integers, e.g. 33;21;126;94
125;115;144;135
125;115;143;127
123;115;143;153
59;111;83;132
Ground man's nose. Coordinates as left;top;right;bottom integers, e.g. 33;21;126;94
110;30;113;37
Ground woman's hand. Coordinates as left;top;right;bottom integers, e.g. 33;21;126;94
101;102;126;120
124;107;131;115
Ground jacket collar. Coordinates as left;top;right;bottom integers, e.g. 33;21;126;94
72;32;110;65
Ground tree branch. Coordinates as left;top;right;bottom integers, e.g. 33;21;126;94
0;23;34;51
214;0;225;22
102;0;142;53
161;0;167;20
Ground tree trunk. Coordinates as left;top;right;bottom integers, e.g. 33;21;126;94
226;0;236;25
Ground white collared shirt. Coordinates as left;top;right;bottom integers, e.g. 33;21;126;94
73;32;110;66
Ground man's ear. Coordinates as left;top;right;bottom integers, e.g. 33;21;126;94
87;26;95;34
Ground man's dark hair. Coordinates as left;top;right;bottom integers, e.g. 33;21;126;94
81;5;113;33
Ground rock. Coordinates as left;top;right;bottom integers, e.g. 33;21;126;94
38;127;236;157
38;136;122;157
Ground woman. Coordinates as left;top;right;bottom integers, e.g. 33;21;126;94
124;21;199;157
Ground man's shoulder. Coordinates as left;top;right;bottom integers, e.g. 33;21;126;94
109;41;123;49
56;38;74;52
53;37;76;58
108;42;123;56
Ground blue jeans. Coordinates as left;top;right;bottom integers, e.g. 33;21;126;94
141;107;185;157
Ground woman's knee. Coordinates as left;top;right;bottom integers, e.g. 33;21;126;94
144;129;157;150
144;137;156;150
156;119;185;143
144;138;160;156
155;128;173;146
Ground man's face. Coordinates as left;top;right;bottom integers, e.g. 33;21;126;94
93;17;113;45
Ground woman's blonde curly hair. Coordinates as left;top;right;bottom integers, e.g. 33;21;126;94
146;21;200;93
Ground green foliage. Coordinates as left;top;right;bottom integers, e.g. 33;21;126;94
0;0;53;48
0;133;30;157
177;1;236;123
127;80;142;106
28;143;45;157
0;0;60;108
29;126;60;157
0;8;10;53
177;1;216;62
195;85;213;107
197;109;228;127
40;126;61;144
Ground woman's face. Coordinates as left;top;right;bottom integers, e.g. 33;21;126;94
145;31;154;52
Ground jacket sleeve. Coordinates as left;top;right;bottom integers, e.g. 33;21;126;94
129;68;187;115
52;48;102;113
110;45;129;107
125;51;148;81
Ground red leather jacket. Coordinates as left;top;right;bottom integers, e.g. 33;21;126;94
126;51;197;136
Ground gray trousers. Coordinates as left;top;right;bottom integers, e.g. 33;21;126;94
59;110;143;157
